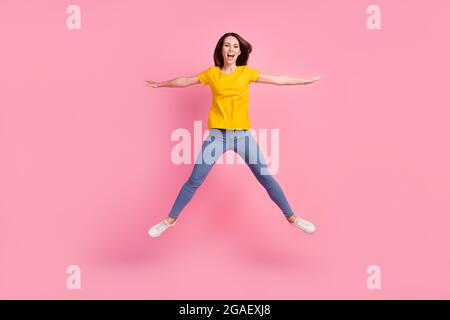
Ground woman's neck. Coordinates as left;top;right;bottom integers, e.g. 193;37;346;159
221;62;237;73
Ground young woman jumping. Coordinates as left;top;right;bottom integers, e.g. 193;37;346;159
145;32;321;237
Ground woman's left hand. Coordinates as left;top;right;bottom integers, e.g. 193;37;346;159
306;76;322;84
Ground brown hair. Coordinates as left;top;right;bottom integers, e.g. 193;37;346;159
213;32;253;68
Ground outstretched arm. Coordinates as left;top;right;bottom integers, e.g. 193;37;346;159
255;74;322;85
145;76;201;88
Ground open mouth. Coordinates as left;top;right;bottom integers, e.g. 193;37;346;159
226;53;235;60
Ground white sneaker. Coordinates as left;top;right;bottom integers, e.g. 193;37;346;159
148;219;176;237
292;217;316;234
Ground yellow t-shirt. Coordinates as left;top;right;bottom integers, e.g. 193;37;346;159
197;65;260;129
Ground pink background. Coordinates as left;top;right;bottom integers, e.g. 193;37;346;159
1;0;449;299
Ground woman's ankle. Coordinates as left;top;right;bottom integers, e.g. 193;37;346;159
286;215;297;223
166;217;176;225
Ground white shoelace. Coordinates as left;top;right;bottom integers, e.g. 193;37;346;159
155;220;169;232
298;219;309;225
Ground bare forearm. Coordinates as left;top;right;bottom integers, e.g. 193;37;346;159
276;76;315;85
157;77;189;88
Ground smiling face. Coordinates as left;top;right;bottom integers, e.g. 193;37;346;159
221;35;241;66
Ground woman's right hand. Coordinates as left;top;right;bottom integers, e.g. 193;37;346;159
145;80;160;88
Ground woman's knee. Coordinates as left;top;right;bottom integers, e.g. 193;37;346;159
257;172;277;189
186;172;206;189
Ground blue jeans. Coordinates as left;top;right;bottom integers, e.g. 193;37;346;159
168;128;295;219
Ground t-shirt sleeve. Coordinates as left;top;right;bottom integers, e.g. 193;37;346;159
247;66;261;82
197;67;210;86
